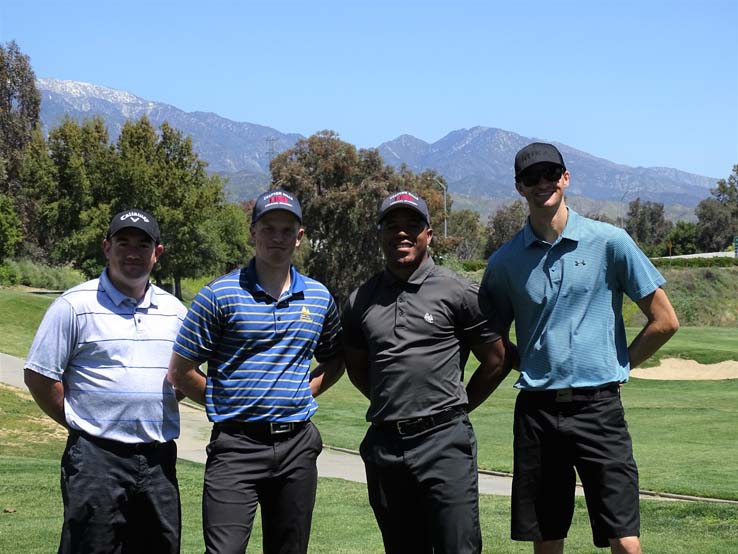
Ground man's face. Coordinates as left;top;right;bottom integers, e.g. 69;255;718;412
516;163;570;209
103;227;162;289
250;210;304;268
379;208;432;274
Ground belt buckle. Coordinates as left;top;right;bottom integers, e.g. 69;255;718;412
395;419;415;435
269;422;293;435
555;388;573;402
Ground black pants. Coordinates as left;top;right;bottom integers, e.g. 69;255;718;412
360;414;482;554
59;431;180;554
203;421;323;554
511;388;640;548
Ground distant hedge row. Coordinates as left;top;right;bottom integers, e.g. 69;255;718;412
457;256;738;273
652;257;738;269
0;259;85;290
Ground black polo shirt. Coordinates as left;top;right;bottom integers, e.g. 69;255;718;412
342;258;501;423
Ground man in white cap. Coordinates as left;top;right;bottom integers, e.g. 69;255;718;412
25;208;187;553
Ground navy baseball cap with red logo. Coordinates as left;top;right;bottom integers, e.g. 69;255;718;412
378;191;430;225
252;189;302;223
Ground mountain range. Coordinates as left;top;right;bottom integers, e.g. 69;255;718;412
37;78;717;215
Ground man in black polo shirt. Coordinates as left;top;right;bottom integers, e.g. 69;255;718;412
342;191;510;554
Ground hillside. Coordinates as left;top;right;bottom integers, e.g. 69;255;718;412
460;266;738;328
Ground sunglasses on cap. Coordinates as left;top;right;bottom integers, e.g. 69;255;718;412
518;164;564;187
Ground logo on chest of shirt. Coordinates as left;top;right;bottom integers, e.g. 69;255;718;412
574;260;587;266
423;312;434;324
300;306;314;322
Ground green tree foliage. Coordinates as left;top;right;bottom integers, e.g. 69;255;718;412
664;221;699;256
270;130;449;302
483;200;528;257
15;115;250;297
0;41;40;196
446;208;484;261
0;193;22;258
625;198;673;253
696;165;738;252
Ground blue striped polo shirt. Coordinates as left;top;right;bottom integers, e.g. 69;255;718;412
24;269;187;443
481;209;665;390
172;260;342;423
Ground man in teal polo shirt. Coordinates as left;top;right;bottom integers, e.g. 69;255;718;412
481;143;679;554
168;190;343;554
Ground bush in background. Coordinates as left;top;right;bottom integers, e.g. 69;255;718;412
0;259;85;290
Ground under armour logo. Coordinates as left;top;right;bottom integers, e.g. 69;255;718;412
423;312;434;324
575;260;587;266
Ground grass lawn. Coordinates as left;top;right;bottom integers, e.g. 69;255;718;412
313;371;738;501
0;288;56;358
2;386;737;554
3;288;738;499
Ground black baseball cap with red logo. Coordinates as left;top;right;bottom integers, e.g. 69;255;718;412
252;189;303;223
378;191;430;225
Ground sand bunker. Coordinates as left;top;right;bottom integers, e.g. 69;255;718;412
631;358;738;380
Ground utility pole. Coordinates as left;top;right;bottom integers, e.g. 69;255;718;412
265;137;278;174
432;177;448;238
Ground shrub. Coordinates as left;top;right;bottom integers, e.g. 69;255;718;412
0;259;85;290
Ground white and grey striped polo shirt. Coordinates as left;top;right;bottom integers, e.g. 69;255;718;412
25;269;187;444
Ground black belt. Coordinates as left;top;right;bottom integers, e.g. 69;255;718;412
374;406;466;436
215;420;309;437
70;429;165;452
520;383;620;403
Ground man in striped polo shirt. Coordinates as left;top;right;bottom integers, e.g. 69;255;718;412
168;189;344;554
481;143;679;554
24;209;188;554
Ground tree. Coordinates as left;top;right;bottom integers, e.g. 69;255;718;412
696;165;738;252
0;193;22;258
624;198;673;250
270;130;449;302
114;119;249;298
664;221;699;256
447;209;484;261
0;41;41;196
484;200;528;257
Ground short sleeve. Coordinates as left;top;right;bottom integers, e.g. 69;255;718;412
314;294;343;362
458;280;501;345
172;285;223;362
610;229;666;301
479;256;515;331
341;289;368;351
24;297;78;381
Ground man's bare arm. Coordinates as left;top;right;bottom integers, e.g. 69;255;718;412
24;369;67;428
344;345;371;400
466;338;511;412
310;356;345;397
629;287;680;369
167;352;207;405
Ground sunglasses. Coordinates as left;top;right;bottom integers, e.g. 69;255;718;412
518;164;564;187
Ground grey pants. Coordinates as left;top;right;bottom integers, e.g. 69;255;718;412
203;421;323;554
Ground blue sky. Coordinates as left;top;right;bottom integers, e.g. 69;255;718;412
1;0;736;178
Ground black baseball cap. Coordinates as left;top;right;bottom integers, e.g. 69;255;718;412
378;191;430;225
107;209;160;243
252;189;302;223
514;142;566;179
